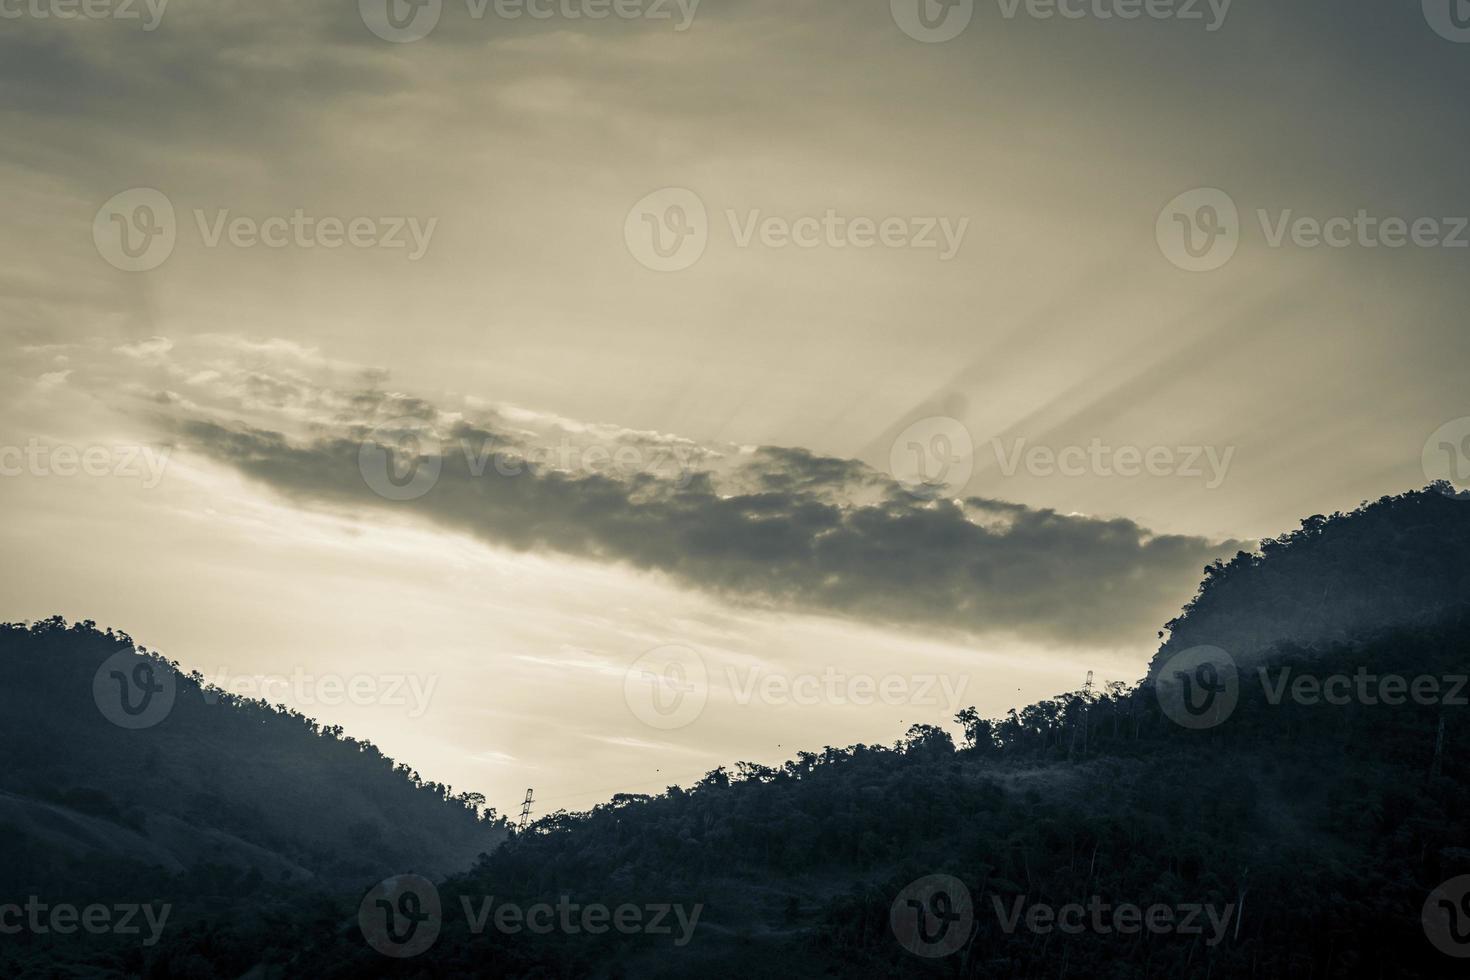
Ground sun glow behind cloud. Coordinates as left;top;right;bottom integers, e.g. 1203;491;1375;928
6;0;1469;821
1;343;1145;812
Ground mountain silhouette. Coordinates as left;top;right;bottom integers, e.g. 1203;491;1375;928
5;486;1469;977
0;616;508;973
1151;482;1470;673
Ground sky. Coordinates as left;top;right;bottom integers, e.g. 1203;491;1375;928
2;0;1468;816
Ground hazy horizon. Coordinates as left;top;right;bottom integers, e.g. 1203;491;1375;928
4;0;1470;814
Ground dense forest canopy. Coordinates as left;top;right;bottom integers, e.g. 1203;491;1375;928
4;485;1469;977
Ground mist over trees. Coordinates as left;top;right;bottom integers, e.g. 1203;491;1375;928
4;486;1469;976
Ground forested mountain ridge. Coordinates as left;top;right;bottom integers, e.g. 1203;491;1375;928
1150;483;1470;673
143;614;1461;978
0;618;509;898
5;486;1470;977
131;485;1470;978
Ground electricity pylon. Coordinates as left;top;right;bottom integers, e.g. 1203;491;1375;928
517;788;535;832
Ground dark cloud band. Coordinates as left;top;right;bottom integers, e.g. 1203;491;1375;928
179;409;1240;647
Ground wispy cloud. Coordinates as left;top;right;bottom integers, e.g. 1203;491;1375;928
46;335;1244;647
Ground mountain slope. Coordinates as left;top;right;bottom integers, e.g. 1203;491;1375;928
7;487;1470;977
0;618;509;897
119;486;1470;978
1151;484;1470;673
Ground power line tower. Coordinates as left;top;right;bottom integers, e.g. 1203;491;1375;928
1069;671;1095;761
517;788;535;832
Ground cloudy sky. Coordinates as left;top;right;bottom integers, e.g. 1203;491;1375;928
2;0;1467;814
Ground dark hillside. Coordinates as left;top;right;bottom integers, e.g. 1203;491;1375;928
0;618;508;896
8;487;1470;977
1150;484;1470;673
